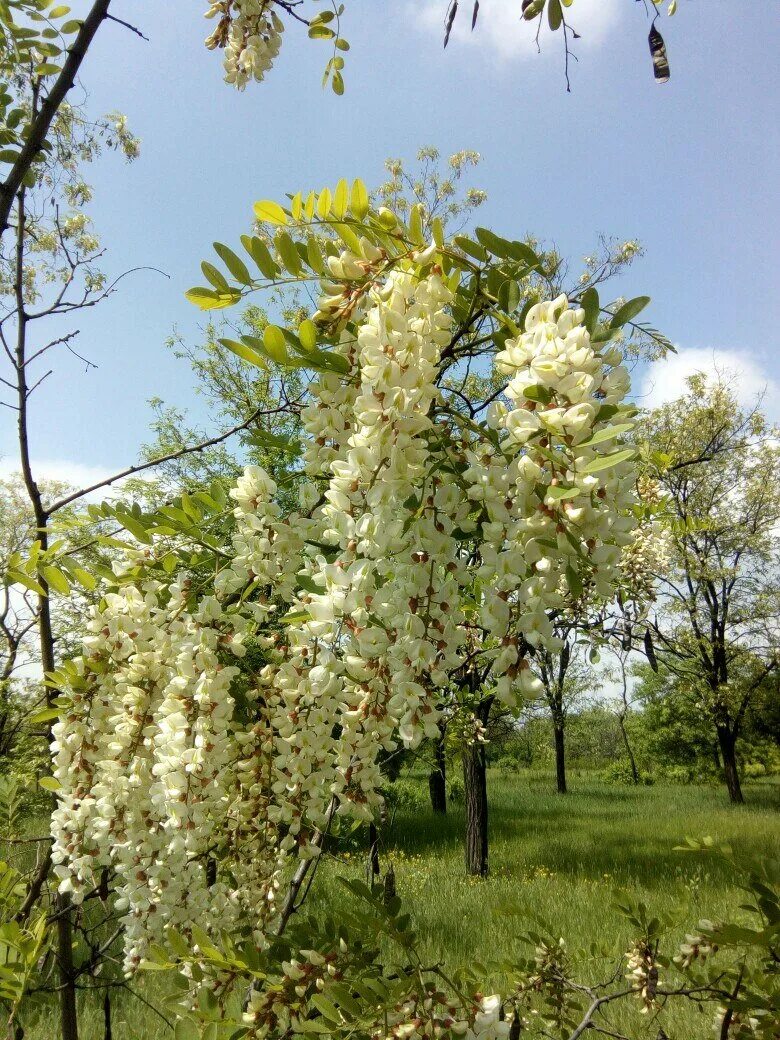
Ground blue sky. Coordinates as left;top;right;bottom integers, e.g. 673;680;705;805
2;0;779;488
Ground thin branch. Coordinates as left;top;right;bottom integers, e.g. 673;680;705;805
105;13;148;40
46;404;270;514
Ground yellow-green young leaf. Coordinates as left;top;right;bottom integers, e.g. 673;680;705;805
350;178;369;219
116;512;153;544
581;448;636;474
577;423;634;448
70;566;97;591
27;707;61;725
331;71;345;95
317;188;332;218
409;204;424;245
35;62;61;76
218;338;268;370
38;776;61;792
213;242;252;286
40;566;70;595
432;216;445;248
253;199;288;225
290;192;303;220
298;319;318;352
185;287;226;310
263;325;288;363
304;191;317;219
332;179;348;219
49;5;71;16
334;222;361;254
275;232;302;276
7;569;46;596
242;235;279;279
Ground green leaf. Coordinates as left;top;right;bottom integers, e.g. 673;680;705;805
454;236;488;262
253;200;288;225
610;296;650;329
201;261;230;292
275;232;302;276
7;569;45;596
522;384;553;404
565;563;583;598
219;338;267;370
546;485;580;501
311;995;341;1023
577;423;634;447
581;448;636;474
213;242;253;286
38;776;60;792
475;226;513;259
548;0;562;30
115;512;153;544
580;286;600;333
263;325;288;363
245;235;279;279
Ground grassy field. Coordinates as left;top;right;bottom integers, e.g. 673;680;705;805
16;770;780;1039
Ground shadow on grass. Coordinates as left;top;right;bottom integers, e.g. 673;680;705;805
379;772;779;887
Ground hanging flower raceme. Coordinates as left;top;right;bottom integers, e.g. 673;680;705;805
52;191;645;983
205;0;284;90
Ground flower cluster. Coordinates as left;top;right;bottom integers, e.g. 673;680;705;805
625;939;659;1013
52;243;640;975
205;1;284;90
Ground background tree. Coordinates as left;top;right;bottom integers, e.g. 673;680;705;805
533;625;590;794
639;374;780;803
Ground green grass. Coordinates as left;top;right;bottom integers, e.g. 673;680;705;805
14;771;780;1039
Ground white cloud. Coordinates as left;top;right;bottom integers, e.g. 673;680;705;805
0;457;119;501
638;347;780;420
410;0;624;62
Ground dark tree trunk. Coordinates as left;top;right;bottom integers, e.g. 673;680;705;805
462;739;488;876
717;726;744;804
553;719;567;794
428;732;447;815
617;714;640;784
712;742;722;770
368;822;380;879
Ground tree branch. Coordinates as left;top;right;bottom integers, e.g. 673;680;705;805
0;0;113;239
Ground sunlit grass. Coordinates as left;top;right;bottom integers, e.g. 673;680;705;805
13;771;779;1039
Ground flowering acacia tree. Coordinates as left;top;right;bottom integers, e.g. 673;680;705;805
48;183;647;995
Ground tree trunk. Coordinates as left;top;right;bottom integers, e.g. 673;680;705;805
717;726;744;804
553;719;567;794
617;714;640;784
14;187;79;1039
368;822;380;879
428;733;447;815
462;739;488;876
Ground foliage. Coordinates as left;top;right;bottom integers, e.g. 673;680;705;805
638;375;780;801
